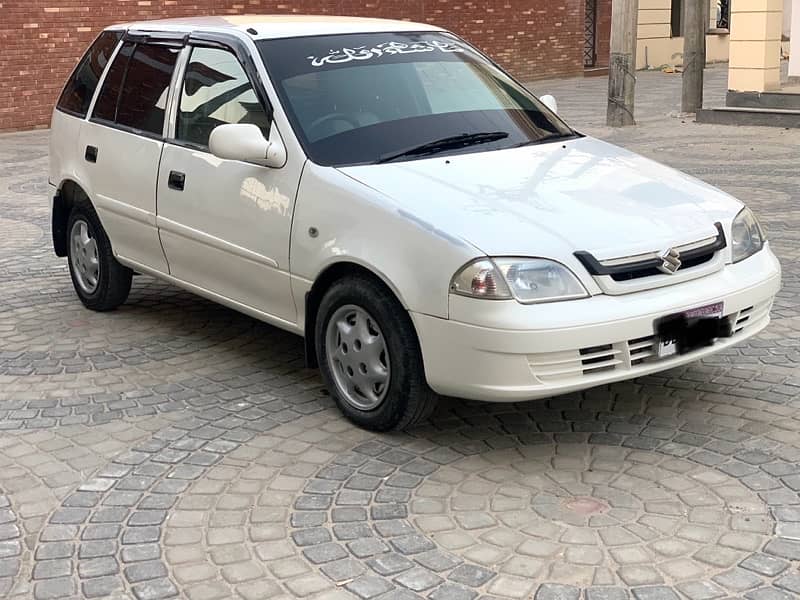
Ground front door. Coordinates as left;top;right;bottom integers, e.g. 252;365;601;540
156;44;299;325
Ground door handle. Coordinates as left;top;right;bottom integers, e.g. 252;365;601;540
85;145;98;163
168;171;185;191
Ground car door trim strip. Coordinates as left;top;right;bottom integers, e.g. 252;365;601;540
155;216;280;269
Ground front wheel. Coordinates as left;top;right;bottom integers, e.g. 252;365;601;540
316;276;437;431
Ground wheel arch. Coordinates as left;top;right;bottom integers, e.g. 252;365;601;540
302;260;415;369
52;179;92;257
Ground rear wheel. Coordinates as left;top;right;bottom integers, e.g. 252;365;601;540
316;276;437;431
67;202;132;311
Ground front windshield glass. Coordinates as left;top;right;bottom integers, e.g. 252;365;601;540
257;32;575;166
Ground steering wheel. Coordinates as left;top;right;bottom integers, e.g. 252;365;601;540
308;112;361;138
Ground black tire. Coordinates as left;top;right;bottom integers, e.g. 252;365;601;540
66;201;132;311
316;275;437;431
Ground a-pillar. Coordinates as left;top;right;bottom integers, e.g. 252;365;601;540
728;0;783;92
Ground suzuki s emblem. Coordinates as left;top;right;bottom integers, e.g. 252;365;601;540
658;248;682;274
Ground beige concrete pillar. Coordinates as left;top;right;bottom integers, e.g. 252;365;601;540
728;0;783;91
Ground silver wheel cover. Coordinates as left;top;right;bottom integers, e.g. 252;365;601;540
324;304;391;411
70;219;100;295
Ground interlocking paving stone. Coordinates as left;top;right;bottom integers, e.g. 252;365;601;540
131;577;178;599
712;567;764;591
77;556;119;579
346;574;394;598
121;544;161;563
764;538;800;560
33;576;77;599
81;575;123;598
428;582;478;600
535;584;581;600
32;558;72;580
2;64;800;599
302;542;348;564
740;554;791;577
364;554;415;578
774;573;800;594
448;564;495;587
743;587;796;600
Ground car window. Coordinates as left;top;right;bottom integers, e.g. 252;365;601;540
415;61;520;113
57;31;122;117
92;41;134;123
116;44;180;135
281;65;428;143
176;46;270;147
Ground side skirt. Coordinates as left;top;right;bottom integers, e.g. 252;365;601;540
115;255;305;338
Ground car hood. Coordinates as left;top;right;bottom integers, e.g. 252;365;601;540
338;136;742;261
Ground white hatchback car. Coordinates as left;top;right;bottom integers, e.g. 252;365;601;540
50;16;781;431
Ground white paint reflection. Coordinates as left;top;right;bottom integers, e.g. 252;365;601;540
240;176;290;216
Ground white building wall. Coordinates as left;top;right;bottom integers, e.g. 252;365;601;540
636;0;729;69
790;0;800;76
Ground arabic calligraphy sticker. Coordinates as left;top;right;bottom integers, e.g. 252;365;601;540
307;40;466;67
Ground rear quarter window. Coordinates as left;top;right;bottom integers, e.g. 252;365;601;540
57;31;122;118
92;42;134;123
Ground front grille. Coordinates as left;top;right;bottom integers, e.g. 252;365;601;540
528;299;772;385
609;250;716;282
575;223;727;283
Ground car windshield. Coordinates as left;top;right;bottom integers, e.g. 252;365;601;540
257;32;576;167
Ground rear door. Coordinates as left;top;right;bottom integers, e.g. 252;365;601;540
80;37;181;273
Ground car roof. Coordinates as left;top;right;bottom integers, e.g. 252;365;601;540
110;15;444;40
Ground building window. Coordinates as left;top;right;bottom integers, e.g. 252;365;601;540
671;0;683;37
716;0;729;29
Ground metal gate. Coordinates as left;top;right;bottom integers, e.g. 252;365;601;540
584;0;598;68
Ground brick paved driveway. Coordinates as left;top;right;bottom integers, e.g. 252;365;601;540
1;65;799;600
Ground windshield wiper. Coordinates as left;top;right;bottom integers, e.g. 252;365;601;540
377;131;510;164
512;131;581;148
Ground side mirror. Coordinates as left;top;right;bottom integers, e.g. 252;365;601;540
539;94;558;115
209;123;286;168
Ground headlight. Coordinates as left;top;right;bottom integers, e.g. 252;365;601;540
731;207;765;263
451;258;588;303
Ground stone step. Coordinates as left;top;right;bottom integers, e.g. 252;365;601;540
696;106;800;128
727;90;800;111
583;67;609;78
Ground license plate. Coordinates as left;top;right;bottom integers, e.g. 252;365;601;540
656;302;725;358
684;302;724;319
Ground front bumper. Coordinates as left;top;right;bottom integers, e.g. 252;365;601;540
412;246;781;402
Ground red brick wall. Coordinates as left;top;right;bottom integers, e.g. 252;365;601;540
0;1;584;132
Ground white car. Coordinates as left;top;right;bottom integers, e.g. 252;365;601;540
49;15;781;431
